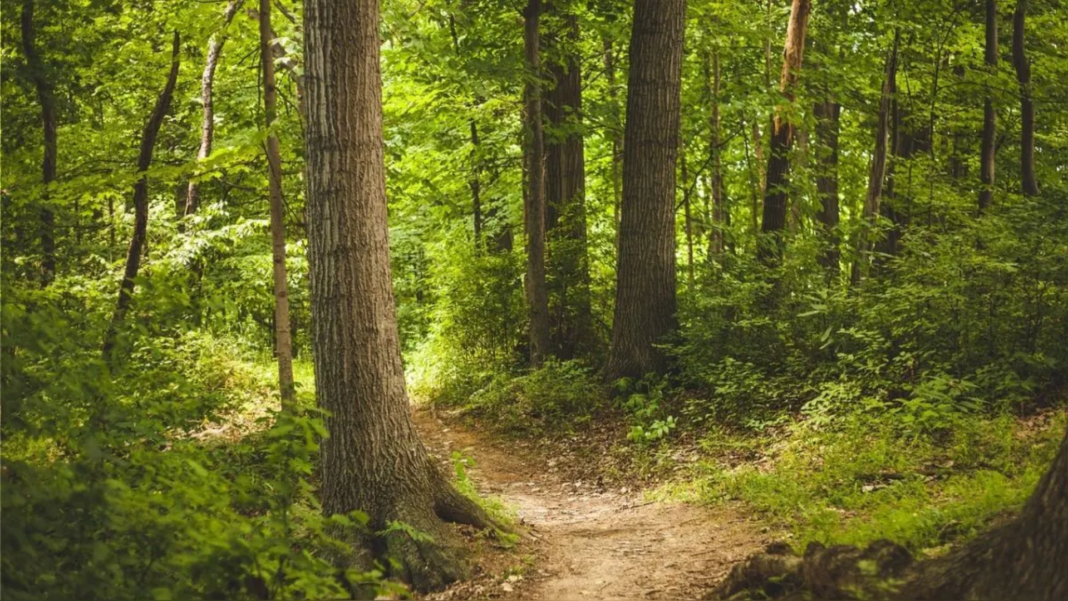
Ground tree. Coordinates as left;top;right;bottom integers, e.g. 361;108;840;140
603;0;685;382
758;0;812;265
813;98;840;276
978;0;998;212
102;31;181;359
20;0;56;286
184;0;243;220
524;0;551;366
259;0;295;407
1012;0;1039;196
302;0;493;590
707;48;726;260
545;5;594;359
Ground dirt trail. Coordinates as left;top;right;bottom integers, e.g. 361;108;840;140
414;410;768;601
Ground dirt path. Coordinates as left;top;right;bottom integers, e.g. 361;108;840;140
414;410;768;601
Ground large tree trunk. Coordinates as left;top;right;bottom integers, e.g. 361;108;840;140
758;0;812;265
21;0;57;286
302;0;493;591
259;0;295;407
978;0;998;212
898;426;1068;600
185;0;243;220
523;0;551;366
102;32;180;359
852;31;898;287
603;0;685;382
813;99;840;277
1012;0;1039;196
544;8;593;359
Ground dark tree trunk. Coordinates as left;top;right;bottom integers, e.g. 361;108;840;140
898;426;1068;600
302;0;493;591
1012;0;1039;196
523;0;551;366
259;0;295;407
102;32;180;359
852;31;898;287
978;0;998;212
544;8;593;359
603;0;685;382
813;99;840;276
21;0;56;286
758;0;812;265
185;0;243;221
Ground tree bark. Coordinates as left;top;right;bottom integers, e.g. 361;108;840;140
524;0;551;366
603;0;685;382
1012;0;1039;196
544;8;593;359
978;0;998;212
852;31;898;287
259;0;296;408
185;0;243;221
102;32;181;359
758;0;812;265
813;99;840;276
21;0;57;286
708;48;725;260
302;0;493;591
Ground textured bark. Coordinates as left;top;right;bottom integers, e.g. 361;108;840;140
1012;0;1039;196
302;0;492;591
852;32;898;287
185;0;243;220
544;8;593;359
978;0;998;212
259;0;295;407
758;0;812;265
603;0;685;382
813;99;840;276
524;0;551;366
103;32;181;359
708;49;725;260
898;426;1068;600
21;0;56;286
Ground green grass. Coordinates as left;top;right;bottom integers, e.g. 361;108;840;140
654;411;1066;556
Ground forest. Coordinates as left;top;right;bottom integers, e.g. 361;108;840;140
2;0;1067;598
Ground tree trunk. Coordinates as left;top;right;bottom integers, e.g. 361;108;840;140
898;426;1068;600
813;99;840;276
604;36;623;258
259;0;295;408
978;0;998;212
681;144;695;289
603;0;685;383
21;0;56;286
302;0;493;591
185;0;243;221
544;8;593;359
447;15;484;245
708;48;725;260
758;0;812;265
523;0;551;366
852;31;898;287
1012;0;1039;196
102;32;180;359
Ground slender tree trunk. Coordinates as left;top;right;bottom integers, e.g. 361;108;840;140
604;36;623;255
852;31;898;287
545;8;593;359
185;0;243;221
898;426;1068;600
708;48;725;260
259;0;295;407
813;99;840;276
302;0;494;591
603;0;685;382
681;145;695;289
758;0;812;265
102;32;180;359
447;15;484;244
1012;0;1039;196
523;0;551;366
978;0;998;212
21;0;56;286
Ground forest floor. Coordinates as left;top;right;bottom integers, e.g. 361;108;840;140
413;408;770;601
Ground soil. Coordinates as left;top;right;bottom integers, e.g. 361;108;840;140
413;408;770;601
